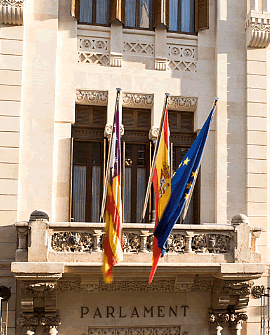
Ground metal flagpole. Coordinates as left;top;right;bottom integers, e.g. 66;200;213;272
180;98;218;224
100;88;121;222
140;93;170;223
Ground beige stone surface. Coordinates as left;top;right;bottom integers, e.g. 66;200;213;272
0;84;22;101
0;210;17;225
247;187;267;202
0;195;17;210
247;60;267;75
0;131;20;147
0;116;20;131
247;145;267;159
247;116;267;131
247;202;267;216
247;130;267;145
0;54;22;71
247;74;267;89
0;163;18;178
247;173;267;187
0;100;21;116
247;87;267;103
0;147;19;163
0;179;18;194
0;26;24;40
0;39;23;55
247;158;267;173
0;70;22;85
247;101;267;117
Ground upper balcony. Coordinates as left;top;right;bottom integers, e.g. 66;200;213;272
12;211;265;284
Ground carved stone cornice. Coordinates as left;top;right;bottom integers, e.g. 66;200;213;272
0;0;23;25
246;11;270;48
76;90;108;106
21;282;56;297
168;96;198;111
122;93;154;109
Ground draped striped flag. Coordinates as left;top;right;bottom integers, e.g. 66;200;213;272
149;104;171;285
102;91;123;284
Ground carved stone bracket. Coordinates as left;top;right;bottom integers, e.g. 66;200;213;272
104;123;124;139
0;0;23;25
76;90;108;106
168;96;198;111
246;11;270;48
251;285;265;299
110;52;123;67
149;126;159;142
155;57;167;71
122;93;154;108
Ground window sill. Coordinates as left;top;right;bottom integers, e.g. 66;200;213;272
77;24;111;33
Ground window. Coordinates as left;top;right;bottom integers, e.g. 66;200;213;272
122;108;151;222
125;0;153;28
79;0;109;24
169;0;195;33
168;110;199;223
72;105;107;222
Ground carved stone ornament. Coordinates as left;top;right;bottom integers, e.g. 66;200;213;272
251;285;265;299
104;123;124;139
88;326;181;335
122;93;154;108
51;232;95;253
168;96;198;111
246;12;270;48
78;52;110;66
76;90;108;106
21;282;56;297
57;279;213;293
155;57;167;71
0;0;23;25
40;311;61;327
110;52;123;67
17;313;39;329
221;281;253;296
149;127;159;142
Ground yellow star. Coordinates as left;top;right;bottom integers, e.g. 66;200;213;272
183;157;190;165
184;193;189;199
186;182;192;189
191;170;197;178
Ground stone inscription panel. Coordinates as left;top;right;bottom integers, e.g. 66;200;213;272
57;291;211;334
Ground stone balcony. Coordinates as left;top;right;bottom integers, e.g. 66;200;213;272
12;211;265;283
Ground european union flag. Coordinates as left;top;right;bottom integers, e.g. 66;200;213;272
154;99;218;256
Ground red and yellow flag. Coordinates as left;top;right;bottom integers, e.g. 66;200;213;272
102;94;123;284
149;108;170;285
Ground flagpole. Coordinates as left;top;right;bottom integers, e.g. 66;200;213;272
100;88;121;222
180;97;219;224
140;93;170;223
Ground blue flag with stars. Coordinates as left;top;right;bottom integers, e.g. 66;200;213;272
154;99;218;256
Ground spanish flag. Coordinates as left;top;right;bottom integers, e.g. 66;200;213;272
102;90;123;284
149;102;170;285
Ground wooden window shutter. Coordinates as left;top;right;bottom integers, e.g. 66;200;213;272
71;0;80;20
195;0;209;31
109;0;125;24
153;0;169;28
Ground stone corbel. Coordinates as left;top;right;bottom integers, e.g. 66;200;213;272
155;57;167;71
104;123;124;139
149;127;159;143
0;0;23;25
76;90;108;106
245;11;270;48
110;52;123;67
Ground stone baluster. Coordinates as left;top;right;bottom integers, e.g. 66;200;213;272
229;313;248;335
184;231;194;253
93;230;103;252
16;226;28;261
139;230;149;253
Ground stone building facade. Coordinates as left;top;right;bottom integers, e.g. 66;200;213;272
0;0;270;334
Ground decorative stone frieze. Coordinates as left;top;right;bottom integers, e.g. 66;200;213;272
57;279;213;293
0;0;23;25
76;90;108;106
17;313;38;330
168;96;198;111
122;93;154;108
123;41;154;55
88;326;180;335
123;232;140;253
21;282;56;296
51;232;95;253
245;12;270;48
78;52;110;66
40;311;61;327
79;38;109;52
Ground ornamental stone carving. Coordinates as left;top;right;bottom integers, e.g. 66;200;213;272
17;313;38;329
149;127;159;142
123;233;140;253
88;326;180;335
76;90;108;106
51;232;95;253
246;12;270;48
168;96;198;111
251;285;265;299
21;282;56;296
104;123;124;139
40;311;61;327
192;234;231;253
0;0;23;25
122;93;154;108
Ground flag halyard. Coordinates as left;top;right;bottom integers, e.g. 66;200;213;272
102;91;123;284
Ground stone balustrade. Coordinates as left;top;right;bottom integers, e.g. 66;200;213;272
15;213;262;265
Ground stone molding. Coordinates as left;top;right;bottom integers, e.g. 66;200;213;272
76;90;108;106
155;57;167;71
110;52;123;67
56;279;213;293
209;310;248;327
122;93;154;108
245;11;270;48
88;326;181;335
0;0;23;25
168;96;198;111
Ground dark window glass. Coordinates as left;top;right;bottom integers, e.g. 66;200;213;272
80;0;109;24
125;0;152;28
169;0;195;33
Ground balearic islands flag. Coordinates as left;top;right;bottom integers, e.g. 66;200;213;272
102;91;123;284
154;99;218;256
149;106;171;285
